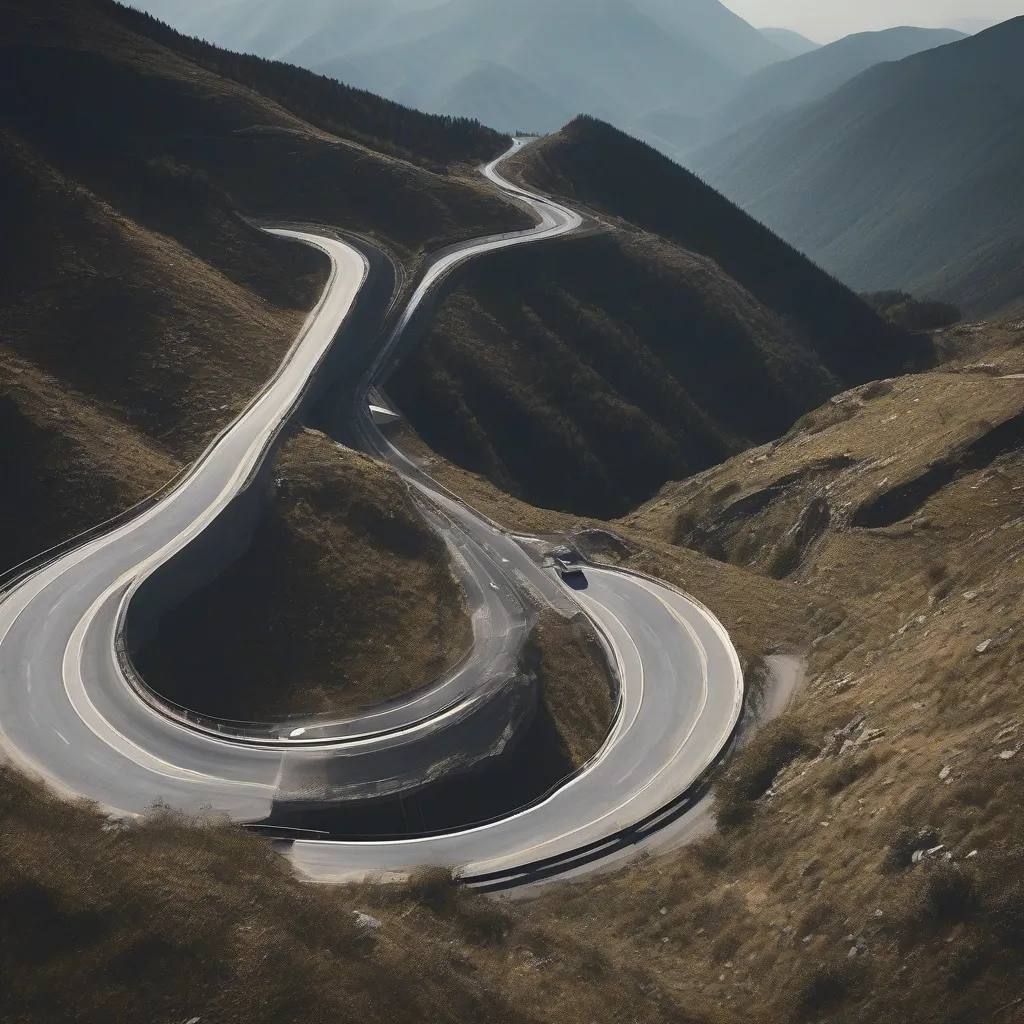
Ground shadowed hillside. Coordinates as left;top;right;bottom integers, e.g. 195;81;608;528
388;117;931;519
135;430;473;720
515;117;930;382
691;17;1024;316
1;5;526;272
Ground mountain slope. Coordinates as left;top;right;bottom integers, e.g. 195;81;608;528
90;0;507;168
715;26;965;139
759;26;820;56
318;0;736;132
629;0;786;73
641;25;964;156
386;117;931;518
429;61;572;131
690;17;1024;316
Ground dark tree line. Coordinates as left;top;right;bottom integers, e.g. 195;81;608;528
94;1;510;168
862;290;963;331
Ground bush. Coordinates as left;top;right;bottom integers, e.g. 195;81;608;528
714;720;812;828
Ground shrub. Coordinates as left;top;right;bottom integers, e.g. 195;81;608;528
715;720;812;828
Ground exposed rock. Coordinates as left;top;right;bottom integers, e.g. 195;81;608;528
977;628;1013;654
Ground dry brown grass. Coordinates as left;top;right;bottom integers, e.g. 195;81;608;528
136;429;473;719
383;347;1024;1022
0;759;743;1024
0;765;546;1024
623;370;1024;594
0;128;311;469
931;314;1024;375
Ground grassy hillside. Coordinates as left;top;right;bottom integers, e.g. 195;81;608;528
691;17;1024;316
395;317;1024;1022
12;325;1024;1015
8;321;1024;1021
1;0;527;278
135;430;472;720
388;117;929;519
589;318;1024;1021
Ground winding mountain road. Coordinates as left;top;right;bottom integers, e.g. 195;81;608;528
0;141;743;886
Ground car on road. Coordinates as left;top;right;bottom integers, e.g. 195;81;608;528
554;556;587;587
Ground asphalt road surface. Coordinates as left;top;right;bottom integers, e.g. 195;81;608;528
0;141;743;885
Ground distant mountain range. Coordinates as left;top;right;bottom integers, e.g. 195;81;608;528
690;17;1024;317
132;0;792;132
758;27;820;57
637;25;965;156
132;0;971;157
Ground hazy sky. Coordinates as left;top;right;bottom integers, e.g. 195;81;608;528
721;0;1022;42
